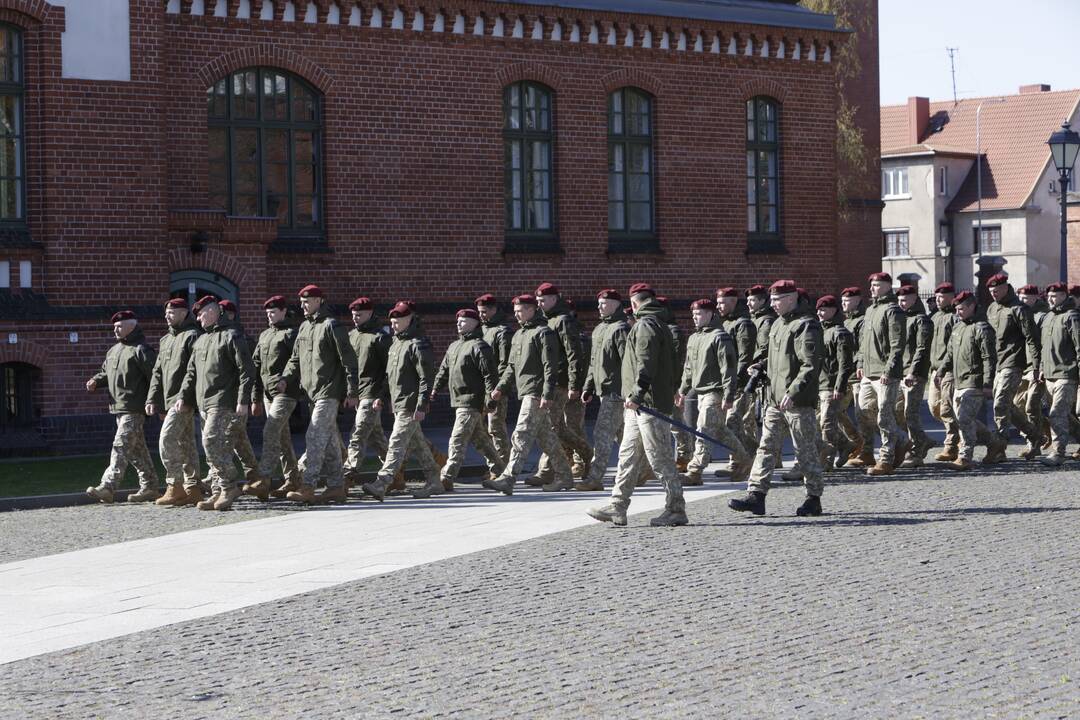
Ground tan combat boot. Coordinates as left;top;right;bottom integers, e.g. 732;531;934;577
286;485;317;504
388;467;408;495
949;457;973;471
214;486;243;511
196;492;220;511
242;476;272;502
317;485;348;504
981;438;1008;464
85;485;115;504
675;458;690;474
155;483;188;507
271;476;300;499
679;471;703;487
127;487;161;503
176;484;204;507
865;461;895;477
847;448;876;468
934;446;958;462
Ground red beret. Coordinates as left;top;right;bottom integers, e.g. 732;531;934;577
192;295;218;313
1047;282;1069;293
840;286;862;297
816;295;838;310
1017;285;1039;296
744;284;768;298
513;293;537;306
298;284;323;298
110;310;135;323
218;299;237;313
986;273;1009;288
597;288;621;301
535;282;559;297
456;308;481;321
388;300;415;318
348;297;374;312
868;272;892;283
263;295;287;311
934;283;956;294
475;293;497;306
769;279;797;295
954;290;976;305
164;298;187;310
715;287;739;298
1070;285;1080;297
690;298;714;311
897;285;917;297
628;283;655;298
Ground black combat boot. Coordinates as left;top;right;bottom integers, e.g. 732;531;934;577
795;495;822;517
728;490;766;515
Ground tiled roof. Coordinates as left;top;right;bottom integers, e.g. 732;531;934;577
881;143;976;158
881;89;1080;212
495;0;837;31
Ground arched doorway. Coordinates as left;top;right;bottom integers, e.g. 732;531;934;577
169;269;239;307
1;361;38;431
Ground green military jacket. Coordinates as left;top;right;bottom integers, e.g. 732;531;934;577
282;309;359;403
433;326;498;410
859;293;906;380
498;314;559;401
1040;297;1080;381
542;299;585;391
722;310;757;385
751;306;776;366
929;305;957;373
987;290;1041;373
621;299;675;413
350;317;392;401
481;311;514;382
148;316;199;409
680;315;738;404
387;318;435;413
92;327;156;414
253;315;301;402
582;308;630;398
818;318;855;395
902;299;934;379
942;316;997;390
180;321;256;410
764;310;822;408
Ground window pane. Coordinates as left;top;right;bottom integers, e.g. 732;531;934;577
208;79;227;119
294;163;314;195
235;194;259;216
529;140;549;172
610;201;625;231
294;131;313;166
628;144;649;173
0;177;16;219
629;202;651;231
208;160;228;210
232;71;257;119
609;162;625;202
208;127;227;162
505;85;520;130
292;84;315;122
746;100;755;141
747;151;755;178
529;197;550;230
295;195;314;226
263;72;288;121
0;95;17;137
747;205;757;232
0;136;16;179
747;178;756;205
628;174;649;203
234;128;257;162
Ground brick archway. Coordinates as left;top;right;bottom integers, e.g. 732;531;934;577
0;338;48;369
494;62;565;94
598;68;663;99
167;247;253;290
196;44;334;93
737;78;789;104
0;0;52;25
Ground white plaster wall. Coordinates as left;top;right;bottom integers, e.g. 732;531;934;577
48;0;131;81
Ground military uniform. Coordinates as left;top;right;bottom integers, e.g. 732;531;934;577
842;298;872;462
252;307;302;491
745;295;776;452
816;303;856;469
720;300;759;460
1017;291;1050;455
345;311;391;478
478;300;514;464
663;304;694;465
897;294;933;465
579;299;630;491
535;291;591;482
928;296;960;460
940;299;1002;465
857;288;909;470
220;307;259;483
1038;292;1080;463
986;280;1041;453
147;308;201;500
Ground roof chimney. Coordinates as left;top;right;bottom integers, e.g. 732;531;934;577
907;97;929;145
1019;84;1051;94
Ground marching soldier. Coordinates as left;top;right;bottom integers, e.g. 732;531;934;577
587;283;686;527
279;285;359;505
658;296;693;471
935;291;1005;470
219;299;261;486
483;294;573;495
343;297;391;487
716;288;758;462
728;280;824;517
896;285;933;467
815;295;856;469
841;286;873;466
1017;284;1050;457
85;311;160;504
857;273;910;476
361;301;440;501
147;298;203;507
576;289;631;492
985;273;1042;461
677;298;751;486
176;296;256;510
533;283;592;483
476;293;514;465
744;284;776;452
426;309;505;497
928;283;961;462
243;295;302;501
1037;282;1080;466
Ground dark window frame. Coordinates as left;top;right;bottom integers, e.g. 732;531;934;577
502;81;558;254
973;224;1002;254
607;87;658;254
0;24;25;227
0;362;36;431
207;67;325;242
746;96;783;253
882;229;910;258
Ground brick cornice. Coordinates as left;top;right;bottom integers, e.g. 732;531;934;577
195;43;335;92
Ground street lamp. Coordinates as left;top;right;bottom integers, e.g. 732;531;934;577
938;228;951;285
1048;121;1080;282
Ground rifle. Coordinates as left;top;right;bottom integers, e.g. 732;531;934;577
635;404;731;452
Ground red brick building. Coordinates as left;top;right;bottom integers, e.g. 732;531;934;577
0;0;879;454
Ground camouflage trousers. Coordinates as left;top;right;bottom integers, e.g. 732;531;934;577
257;395;300;483
198;408;240;493
929;372;959;452
818;390;843;464
749;404;824;497
1045;379;1077;457
564;394;589;466
583;394;624;487
858;378;907;464
159;405;200;487
855;379;880;453
229;412;258;480
739;391;761;453
895;378;930;454
375;410;439;489
993;367;1037;442
688;392;750;482
444;407;504;482
300;398;344;489
502;396;572;484
487;396;512;465
835;386;861;447
671;402;694;463
100;413;159;491
1016;374;1046;443
345;398;388;474
953;388;1000;461
610;407;683;513
537;387;591;478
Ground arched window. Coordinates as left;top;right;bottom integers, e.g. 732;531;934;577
503;81;556;251
608;87;655;252
1;362;37;432
0;25;24;223
169;269;239;308
207;68;323;239
746;96;781;249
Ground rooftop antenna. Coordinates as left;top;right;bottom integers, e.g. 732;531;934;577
946;47;959;105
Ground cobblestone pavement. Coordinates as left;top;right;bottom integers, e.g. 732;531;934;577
1;450;1078;718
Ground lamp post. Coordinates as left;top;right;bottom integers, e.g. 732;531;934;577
937;232;951;286
1047;121;1080;283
